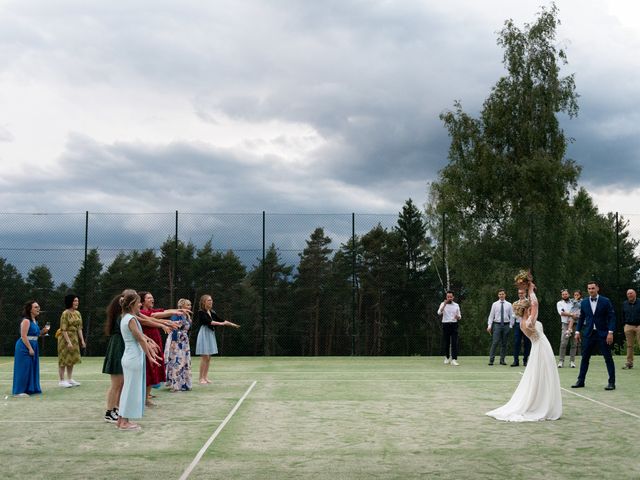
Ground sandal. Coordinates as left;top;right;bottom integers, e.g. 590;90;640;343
117;423;141;431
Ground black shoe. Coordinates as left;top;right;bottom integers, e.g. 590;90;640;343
622;364;633;370
604;383;616;391
104;409;118;423
571;382;585;388
488;362;494;366
500;361;507;365
510;362;519;367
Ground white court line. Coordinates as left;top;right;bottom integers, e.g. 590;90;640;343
179;380;257;480
0;419;224;424
242;379;514;383
515;372;639;420
561;387;640;419
185;367;510;375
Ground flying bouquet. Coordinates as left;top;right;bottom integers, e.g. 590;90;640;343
514;269;532;285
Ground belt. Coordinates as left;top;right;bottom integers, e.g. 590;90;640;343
27;336;38;341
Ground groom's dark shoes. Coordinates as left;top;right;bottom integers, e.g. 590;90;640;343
571;381;585;388
604;383;615;391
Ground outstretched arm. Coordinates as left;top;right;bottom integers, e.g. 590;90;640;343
129;318;161;366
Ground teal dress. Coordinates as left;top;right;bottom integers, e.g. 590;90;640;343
119;313;145;419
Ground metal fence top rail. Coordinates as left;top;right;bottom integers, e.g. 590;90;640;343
1;211;400;215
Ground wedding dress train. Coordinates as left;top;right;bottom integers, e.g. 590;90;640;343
486;318;562;422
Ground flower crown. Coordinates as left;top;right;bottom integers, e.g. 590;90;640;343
514;269;532;284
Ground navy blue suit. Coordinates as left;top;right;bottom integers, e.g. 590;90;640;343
576;295;616;385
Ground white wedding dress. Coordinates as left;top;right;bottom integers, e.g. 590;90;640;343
486;293;562;422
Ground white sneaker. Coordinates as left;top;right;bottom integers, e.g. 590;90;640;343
570;361;576;368
444;357;450;365
451;359;459;366
69;379;81;387
58;380;72;388
557;361;563;368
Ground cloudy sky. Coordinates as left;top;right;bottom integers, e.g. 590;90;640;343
1;0;639;216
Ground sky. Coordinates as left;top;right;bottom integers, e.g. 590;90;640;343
1;0;639;217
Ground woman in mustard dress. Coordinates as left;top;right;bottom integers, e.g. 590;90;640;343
57;294;86;388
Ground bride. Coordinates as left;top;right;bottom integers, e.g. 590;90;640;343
486;270;562;421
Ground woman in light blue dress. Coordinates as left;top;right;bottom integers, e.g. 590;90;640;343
117;290;161;431
12;300;50;396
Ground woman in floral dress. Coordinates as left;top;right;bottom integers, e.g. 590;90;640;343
57;294;86;387
165;298;193;392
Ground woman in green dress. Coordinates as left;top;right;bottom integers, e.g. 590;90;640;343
57;294;86;387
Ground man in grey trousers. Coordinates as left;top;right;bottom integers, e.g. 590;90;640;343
487;289;513;365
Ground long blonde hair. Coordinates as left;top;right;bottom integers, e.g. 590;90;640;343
199;294;212;311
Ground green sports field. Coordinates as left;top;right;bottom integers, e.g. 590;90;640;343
1;356;638;480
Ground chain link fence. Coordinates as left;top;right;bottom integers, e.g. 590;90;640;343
1;211;638;357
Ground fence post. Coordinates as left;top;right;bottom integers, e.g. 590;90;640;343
441;212;446;294
83;211;90;354
351;212;356;356
173;210;178;306
616;212;620;291
529;213;534;275
262;211;266;355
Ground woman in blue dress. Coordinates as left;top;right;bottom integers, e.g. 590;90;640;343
13;300;50;397
117;290;161;431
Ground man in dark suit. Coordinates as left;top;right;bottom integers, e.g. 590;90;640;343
572;281;617;390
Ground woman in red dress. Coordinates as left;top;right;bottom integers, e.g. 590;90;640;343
138;291;187;406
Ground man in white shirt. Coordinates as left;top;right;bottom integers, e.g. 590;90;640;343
557;289;577;368
438;290;462;366
487;289;513;366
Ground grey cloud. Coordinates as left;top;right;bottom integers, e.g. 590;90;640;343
564;100;640;188
1;0;638;215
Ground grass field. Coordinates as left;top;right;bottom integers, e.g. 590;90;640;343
1;355;638;480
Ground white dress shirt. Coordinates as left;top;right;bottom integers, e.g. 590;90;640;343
590;295;599;315
487;300;513;327
438;301;461;323
556;299;573;324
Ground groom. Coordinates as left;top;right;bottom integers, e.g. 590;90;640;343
572;281;617;390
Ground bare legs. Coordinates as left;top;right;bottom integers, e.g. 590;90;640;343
145;385;156;406
58;365;74;381
199;355;212;384
106;374;124;410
